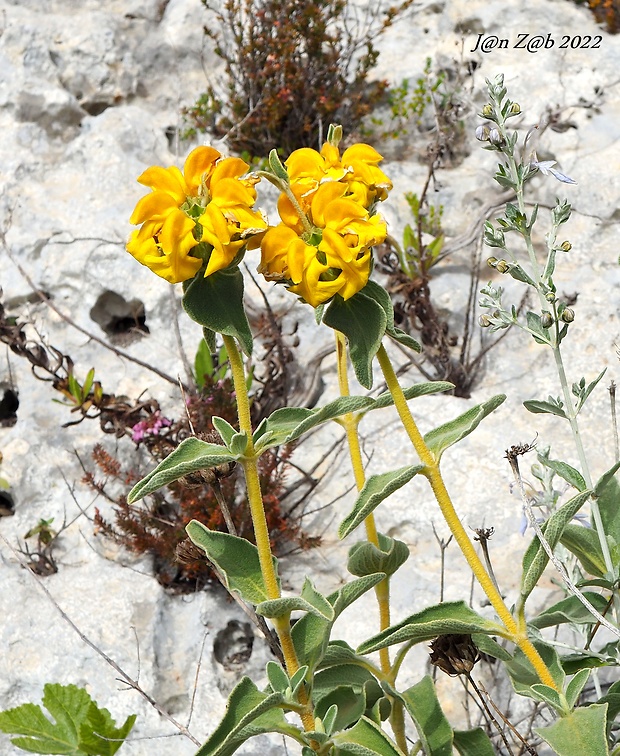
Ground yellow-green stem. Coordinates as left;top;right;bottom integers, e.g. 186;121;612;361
376;344;558;690
222;334;315;733
336;333;392;675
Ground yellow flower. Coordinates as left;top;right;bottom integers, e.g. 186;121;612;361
259;182;386;308
127;147;266;283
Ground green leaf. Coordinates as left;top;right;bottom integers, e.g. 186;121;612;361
371;381;454;410
361;280;420;353
315;686;366;734
323;292;387;389
183;267;253;357
291;574;385;673
127;438;235;503
265;662;289;695
529;684;565;714
593;464;620;546
0;683;91;755
79;705;136;756
531;592;610;629
576;368;607;413
357;602;504;655
396;676;453;756
565;668;591;709
193;677;297;756
82;369;95;400
453;728;496;756
268;149;289;182
471;634;513;662
212;417;237;447
520;489;592;601
339;466;425;539
253;396;376;454
598;679;620;730
332;715;406;755
186;521;279;605
0;684;135;756
257;578;334;621
347;534;410;578
561;524;607;577
538;456;587;492
194;337;214;388
523;399;566;418
535;704;610;756
423;395;506;462
506;640;566;701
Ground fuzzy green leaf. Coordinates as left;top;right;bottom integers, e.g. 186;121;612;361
357;602;504;655
523;399;566;418
339;466;424;539
396;676;453;756
291;574;385;673
323;292;387;389
371;381;454;409
265;662;290;695
593;464;620;546
506;641;566;701
423;395;506;462
253;397;375;454
520;489;592;601
193;677;297;756
186;521;279;605
361;280;421;353
535;704;609;756
565;668;591;710
257;578;334;621
561;524;607;577
531;592;610;630
183;266;253;356
127;438;236;503
347;534;410;579
453;728;495;756
332;715;406;755
212;417;237;447
538;456;587;492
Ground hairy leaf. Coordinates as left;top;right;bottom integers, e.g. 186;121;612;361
128;438;235;503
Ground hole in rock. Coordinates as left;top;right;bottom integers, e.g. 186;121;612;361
0;490;15;517
90;291;149;344
213;620;254;669
82;101;111;117
0;387;19;427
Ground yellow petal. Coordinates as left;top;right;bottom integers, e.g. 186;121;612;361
309;182;348;228
210;156;250;185
137;165;188;204
183;146;221;193
129;191;178;225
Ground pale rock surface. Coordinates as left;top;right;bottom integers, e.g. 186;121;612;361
1;0;619;753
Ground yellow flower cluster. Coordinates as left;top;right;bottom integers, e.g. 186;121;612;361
127;147;267;284
259;142;392;307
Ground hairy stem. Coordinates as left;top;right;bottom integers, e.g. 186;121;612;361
376;344;558;689
222;334;315;733
336;333;392;679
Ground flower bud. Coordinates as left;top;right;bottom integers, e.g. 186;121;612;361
495;259;509;273
540;311;554;329
509;102;521;115
486;256;498;268
475;125;490;142
482;104;493;117
488;128;504;146
561;308;575;323
545;291;556;304
478;314;491;328
560;240;572;252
